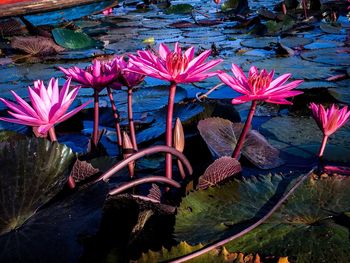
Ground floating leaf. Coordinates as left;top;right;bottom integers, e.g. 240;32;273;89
11;36;64;55
197;157;241;190
0;138;74;236
260;116;350;163
175;173;300;244
175;173;350;262
52;28;99;49
320;22;342;34
0;182;108;262
165;4;194;14
198;118;284;169
301;47;350;66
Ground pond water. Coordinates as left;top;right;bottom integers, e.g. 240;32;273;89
0;0;350;262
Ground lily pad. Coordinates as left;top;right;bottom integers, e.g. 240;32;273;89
0;138;74;236
0;182;108;262
165;4;194;14
241;37;277;49
175;173;350;262
329;86;350;105
260;116;350;162
301;47;350;66
197;118;285;169
52;28;100;49
245;57;338;80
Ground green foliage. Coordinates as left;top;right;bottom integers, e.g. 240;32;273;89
175;173;350;262
0;138;74;235
52;28;99;49
165;4;194;14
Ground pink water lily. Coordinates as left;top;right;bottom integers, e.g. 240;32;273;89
60;59;120;148
310;103;350;157
128;42;222;84
218;64;303;159
129;42;222;180
219;64;304;105
59;59;120;92
0;78;91;140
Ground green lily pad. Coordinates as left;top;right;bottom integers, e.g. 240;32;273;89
329;86;350;104
175;173;350;262
0;138;74;235
320;22;342;34
52;28;100;49
225;175;350;262
165;4;194;15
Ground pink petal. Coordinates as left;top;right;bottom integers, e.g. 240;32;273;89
159;43;171;60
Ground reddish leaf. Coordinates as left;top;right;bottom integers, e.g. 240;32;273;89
197;157;241;190
70;159;99;183
11;36;64;56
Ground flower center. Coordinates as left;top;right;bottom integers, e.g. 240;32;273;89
166;52;189;78
248;72;272;94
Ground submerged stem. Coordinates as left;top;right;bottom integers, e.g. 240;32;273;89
95;145;193;182
107;87;122;149
232;100;257;159
165;82;177;179
109;176;180;195
128;87;138;151
92;90;100;148
167;170;313;263
48;127;57;142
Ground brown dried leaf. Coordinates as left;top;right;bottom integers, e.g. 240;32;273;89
197;157;241;190
70;159;99;183
11;36;64;56
0;19;25;36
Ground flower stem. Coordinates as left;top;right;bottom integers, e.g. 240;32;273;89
92;90;100;148
128;87;138;151
232;100;257;159
318;135;328;158
95;145;193;183
109;176;180;195
48;127;57;142
165;82;177;179
168;170;313;263
107;87;122;149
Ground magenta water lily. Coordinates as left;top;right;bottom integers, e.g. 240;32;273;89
0;78;91;141
219;64;303;159
310;103;350;158
128;42;222;179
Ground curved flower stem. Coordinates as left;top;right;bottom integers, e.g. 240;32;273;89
109;176;181;195
318;135;328;158
128;87;138;151
95;145;193;183
167;170;313;263
165;82;177;179
48;127;57;142
92;90;100;147
232;100;257;159
107;87;122;149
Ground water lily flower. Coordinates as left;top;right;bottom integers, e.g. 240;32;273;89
102;7;113;15
219;64;303;105
310;103;350;157
60;59;120;148
59;59;120;92
0;78;91;141
219;64;303;159
129;42;222;179
111;56;145;151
